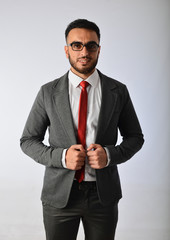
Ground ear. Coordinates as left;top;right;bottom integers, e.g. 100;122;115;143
97;45;101;57
64;46;69;59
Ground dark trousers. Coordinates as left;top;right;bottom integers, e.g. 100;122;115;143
43;181;118;240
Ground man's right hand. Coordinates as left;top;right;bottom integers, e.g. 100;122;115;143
65;145;86;170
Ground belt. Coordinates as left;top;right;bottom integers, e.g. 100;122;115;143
72;180;97;191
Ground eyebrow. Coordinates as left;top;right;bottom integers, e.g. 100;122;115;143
70;41;99;45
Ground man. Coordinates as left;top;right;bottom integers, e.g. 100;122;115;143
20;19;144;240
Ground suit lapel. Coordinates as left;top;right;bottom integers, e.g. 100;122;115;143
52;71;118;146
95;72;118;143
52;73;77;145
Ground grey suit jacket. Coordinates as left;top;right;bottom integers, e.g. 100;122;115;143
20;70;144;208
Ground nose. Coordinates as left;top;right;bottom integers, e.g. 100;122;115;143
80;45;89;56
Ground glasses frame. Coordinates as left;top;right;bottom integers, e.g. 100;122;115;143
67;41;100;52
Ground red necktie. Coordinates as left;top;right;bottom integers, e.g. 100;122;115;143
75;81;89;182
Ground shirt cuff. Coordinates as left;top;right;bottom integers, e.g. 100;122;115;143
61;149;68;168
104;147;111;167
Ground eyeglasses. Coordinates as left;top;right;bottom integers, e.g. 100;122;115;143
68;41;100;52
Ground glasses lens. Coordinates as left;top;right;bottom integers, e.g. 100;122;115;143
70;42;99;51
86;42;99;51
72;43;83;51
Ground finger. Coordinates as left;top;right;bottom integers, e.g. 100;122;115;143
76;151;87;159
87;144;95;151
88;160;104;169
75;164;85;170
87;144;101;151
88;161;98;169
88;155;97;165
88;159;96;166
86;150;95;157
72;144;86;152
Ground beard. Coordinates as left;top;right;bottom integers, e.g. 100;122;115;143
68;54;99;75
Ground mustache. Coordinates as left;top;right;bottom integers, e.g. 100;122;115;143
78;56;91;60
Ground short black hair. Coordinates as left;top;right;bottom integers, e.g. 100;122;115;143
65;19;101;42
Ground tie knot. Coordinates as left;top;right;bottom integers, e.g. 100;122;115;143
80;81;89;89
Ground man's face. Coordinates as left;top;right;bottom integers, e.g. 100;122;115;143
65;28;101;79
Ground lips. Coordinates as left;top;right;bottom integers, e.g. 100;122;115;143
78;57;91;64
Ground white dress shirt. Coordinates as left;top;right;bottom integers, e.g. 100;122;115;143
62;69;110;181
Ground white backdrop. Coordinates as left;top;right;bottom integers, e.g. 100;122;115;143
0;0;170;239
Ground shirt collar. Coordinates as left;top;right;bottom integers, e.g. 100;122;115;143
68;69;100;88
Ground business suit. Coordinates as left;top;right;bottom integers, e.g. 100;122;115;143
20;70;144;239
20;70;144;207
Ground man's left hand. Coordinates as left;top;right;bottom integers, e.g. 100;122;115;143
87;144;107;169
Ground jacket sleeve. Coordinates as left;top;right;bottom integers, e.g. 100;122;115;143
106;86;144;165
20;87;64;168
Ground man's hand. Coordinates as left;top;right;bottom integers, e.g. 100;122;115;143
65;145;86;170
87;144;107;169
